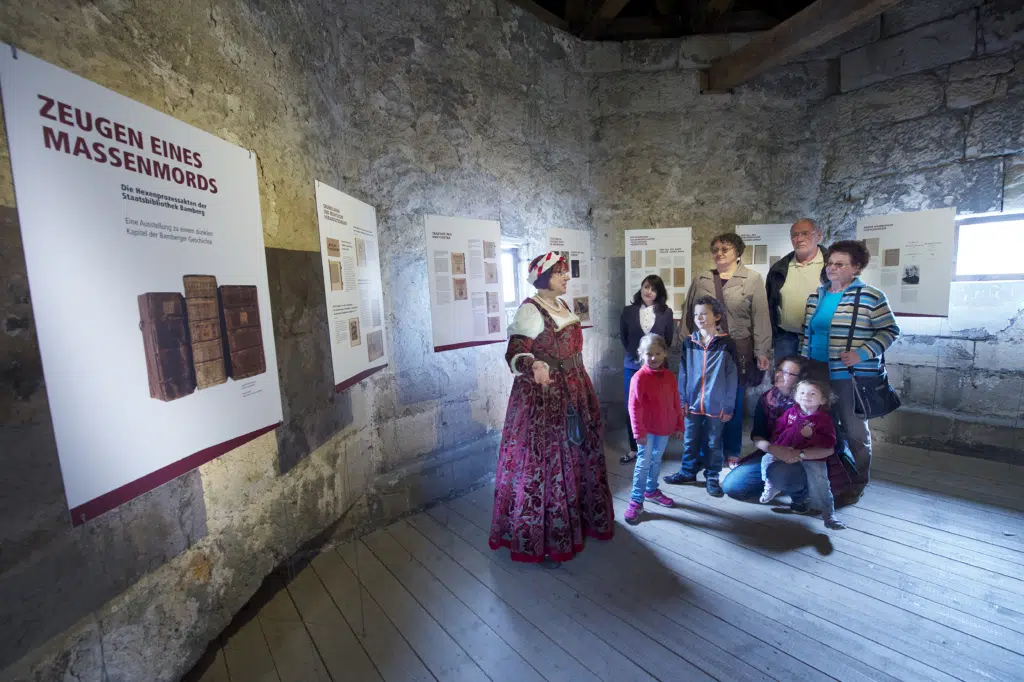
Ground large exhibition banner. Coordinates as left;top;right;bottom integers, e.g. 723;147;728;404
736;224;792;279
857;208;956;317
624;227;693;320
314;181;388;392
547;227;592;328
425;215;506;352
0;46;283;524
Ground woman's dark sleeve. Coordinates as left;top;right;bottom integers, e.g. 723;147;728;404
750;396;771;442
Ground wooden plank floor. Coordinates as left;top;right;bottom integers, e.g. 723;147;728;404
185;441;1024;682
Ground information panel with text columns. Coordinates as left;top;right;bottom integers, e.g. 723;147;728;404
315;181;389;392
547;227;593;329
425;215;506;352
0;46;283;524
857;208;956;317
624;227;693;320
735;224;792;279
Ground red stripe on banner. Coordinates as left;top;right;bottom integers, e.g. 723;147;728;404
69;422;282;526
335;364;388;393
433;339;506;353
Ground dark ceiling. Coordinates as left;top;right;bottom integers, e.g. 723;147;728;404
523;0;818;41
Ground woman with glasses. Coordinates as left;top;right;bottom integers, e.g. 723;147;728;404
721;356;850;507
800;240;900;502
666;233;771;480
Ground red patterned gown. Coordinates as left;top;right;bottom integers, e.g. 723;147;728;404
489;297;614;562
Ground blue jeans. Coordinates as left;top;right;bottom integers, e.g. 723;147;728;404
631;434;670;502
773;330;801;362
721;388;744;459
624;366;640;452
722;457;809;503
680;414;725;481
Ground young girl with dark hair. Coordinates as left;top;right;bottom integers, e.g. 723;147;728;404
619;275;675;464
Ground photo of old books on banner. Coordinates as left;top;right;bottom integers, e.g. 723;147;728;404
0;46;283;523
138;275;267;401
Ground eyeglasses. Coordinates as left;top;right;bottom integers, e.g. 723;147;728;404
826;261;852;268
777;369;801;378
790;230;816;239
712;246;734;254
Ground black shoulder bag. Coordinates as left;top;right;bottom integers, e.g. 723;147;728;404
844;288;901;420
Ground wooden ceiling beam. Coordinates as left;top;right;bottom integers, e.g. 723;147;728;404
581;0;632;39
704;0;904;92
506;0;569;31
693;0;736;33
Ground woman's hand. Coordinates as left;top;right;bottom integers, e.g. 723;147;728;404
721;413;733;423
636;435;647;446
756;355;770;371
839;350;861;367
532;361;552;386
800;424;814;438
671;431;683;440
773;446;801;464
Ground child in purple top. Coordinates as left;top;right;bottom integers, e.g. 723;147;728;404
760;379;845;529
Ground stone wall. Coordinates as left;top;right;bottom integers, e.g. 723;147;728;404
585;1;1024;458
582;36;835;424
812;0;1024;461
0;1;590;680
3;0;1024;679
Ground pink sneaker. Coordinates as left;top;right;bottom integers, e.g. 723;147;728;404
624;500;643;525
644;489;676;508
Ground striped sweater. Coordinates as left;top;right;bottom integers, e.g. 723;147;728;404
798;278;900;378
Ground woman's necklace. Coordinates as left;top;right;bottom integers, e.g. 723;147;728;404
534;294;563;313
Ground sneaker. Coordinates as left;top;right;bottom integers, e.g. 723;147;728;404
644;489;675;508
824;517;847;530
790;500;812;514
706;478;724;498
664;472;697;485
624;500;643;525
759;482;780;504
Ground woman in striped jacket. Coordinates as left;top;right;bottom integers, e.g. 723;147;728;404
800;240;900;502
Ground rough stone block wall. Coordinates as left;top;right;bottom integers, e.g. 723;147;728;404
814;0;1024;461
583;36;836;425
0;1;590;680
585;1;1024;458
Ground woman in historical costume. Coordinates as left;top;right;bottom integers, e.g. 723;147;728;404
489;252;614;565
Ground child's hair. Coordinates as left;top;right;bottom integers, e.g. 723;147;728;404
795;378;832;404
692;295;724;319
637;333;668;358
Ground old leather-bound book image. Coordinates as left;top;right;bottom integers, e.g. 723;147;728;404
219;285;267;380
183;275;227;389
138;292;197;401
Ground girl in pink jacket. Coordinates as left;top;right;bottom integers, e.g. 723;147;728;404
624;334;685;524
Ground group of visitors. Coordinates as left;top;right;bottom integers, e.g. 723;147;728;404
488;220;901;565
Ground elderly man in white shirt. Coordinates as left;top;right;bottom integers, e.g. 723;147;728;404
765;219;828;361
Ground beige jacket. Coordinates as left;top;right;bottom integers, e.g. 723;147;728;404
680;264;772;358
